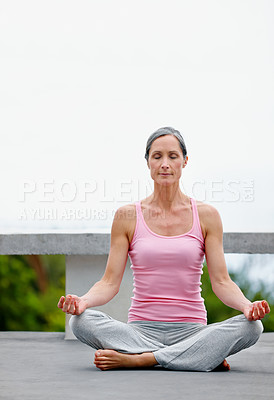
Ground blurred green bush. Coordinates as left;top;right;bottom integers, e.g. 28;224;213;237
0;255;65;331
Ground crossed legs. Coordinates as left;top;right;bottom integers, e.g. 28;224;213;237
70;310;263;372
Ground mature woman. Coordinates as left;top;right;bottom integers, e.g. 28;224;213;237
58;127;270;372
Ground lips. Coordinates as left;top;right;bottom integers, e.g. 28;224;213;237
159;173;171;176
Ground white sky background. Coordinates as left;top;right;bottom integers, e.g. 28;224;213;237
0;0;273;240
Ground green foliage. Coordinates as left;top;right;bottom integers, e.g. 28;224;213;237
0;255;65;332
39;255;66;332
201;261;274;331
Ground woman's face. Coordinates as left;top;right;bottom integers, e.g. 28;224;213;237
147;135;188;185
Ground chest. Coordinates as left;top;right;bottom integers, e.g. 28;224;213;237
129;234;205;269
142;208;193;236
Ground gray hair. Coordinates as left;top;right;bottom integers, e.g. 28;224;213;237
144;127;187;161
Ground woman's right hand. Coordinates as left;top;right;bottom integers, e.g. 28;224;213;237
57;294;88;315
243;300;270;321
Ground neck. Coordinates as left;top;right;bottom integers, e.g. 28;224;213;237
148;182;189;211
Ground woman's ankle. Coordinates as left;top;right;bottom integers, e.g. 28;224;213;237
137;352;158;367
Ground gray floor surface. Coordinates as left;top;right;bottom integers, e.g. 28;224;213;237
0;331;273;400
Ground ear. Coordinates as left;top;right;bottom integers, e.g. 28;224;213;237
182;156;188;168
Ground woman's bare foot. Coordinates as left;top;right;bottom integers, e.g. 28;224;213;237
94;349;158;371
213;359;231;371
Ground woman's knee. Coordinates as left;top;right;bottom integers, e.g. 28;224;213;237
69;309;110;341
251;319;264;339
69;310;98;335
243;318;264;346
69;312;86;338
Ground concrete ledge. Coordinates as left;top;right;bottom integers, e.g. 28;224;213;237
0;232;273;254
224;232;274;254
0;233;110;255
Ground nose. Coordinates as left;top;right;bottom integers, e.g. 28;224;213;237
161;158;170;169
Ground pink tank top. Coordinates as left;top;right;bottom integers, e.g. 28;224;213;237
128;197;207;325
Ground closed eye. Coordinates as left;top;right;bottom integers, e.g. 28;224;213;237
154;155;178;159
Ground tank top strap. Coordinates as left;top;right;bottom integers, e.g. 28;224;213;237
135;200;142;217
129;200;146;249
134;199;148;234
189;197;205;244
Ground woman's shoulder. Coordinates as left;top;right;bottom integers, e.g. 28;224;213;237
194;199;223;238
114;203;137;220
195;199;221;217
113;203;137;245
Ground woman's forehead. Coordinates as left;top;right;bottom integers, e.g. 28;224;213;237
150;135;181;150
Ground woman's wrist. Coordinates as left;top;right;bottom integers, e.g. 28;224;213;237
80;296;90;309
241;300;252;313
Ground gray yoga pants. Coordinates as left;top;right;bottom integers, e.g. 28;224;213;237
70;310;263;372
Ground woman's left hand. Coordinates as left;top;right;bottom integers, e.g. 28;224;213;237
243;300;271;321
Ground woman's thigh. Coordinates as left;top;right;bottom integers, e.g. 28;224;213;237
204;313;263;355
153;314;263;371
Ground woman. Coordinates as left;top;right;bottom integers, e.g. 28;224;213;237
58;127;270;372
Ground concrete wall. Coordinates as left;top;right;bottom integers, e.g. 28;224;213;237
65;255;133;339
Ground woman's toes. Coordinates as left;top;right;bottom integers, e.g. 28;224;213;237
95;349;103;358
213;359;231;371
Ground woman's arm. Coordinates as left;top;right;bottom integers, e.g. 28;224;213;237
203;204;270;321
57;205;131;315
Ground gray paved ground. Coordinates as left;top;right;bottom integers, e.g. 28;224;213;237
0;332;273;400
